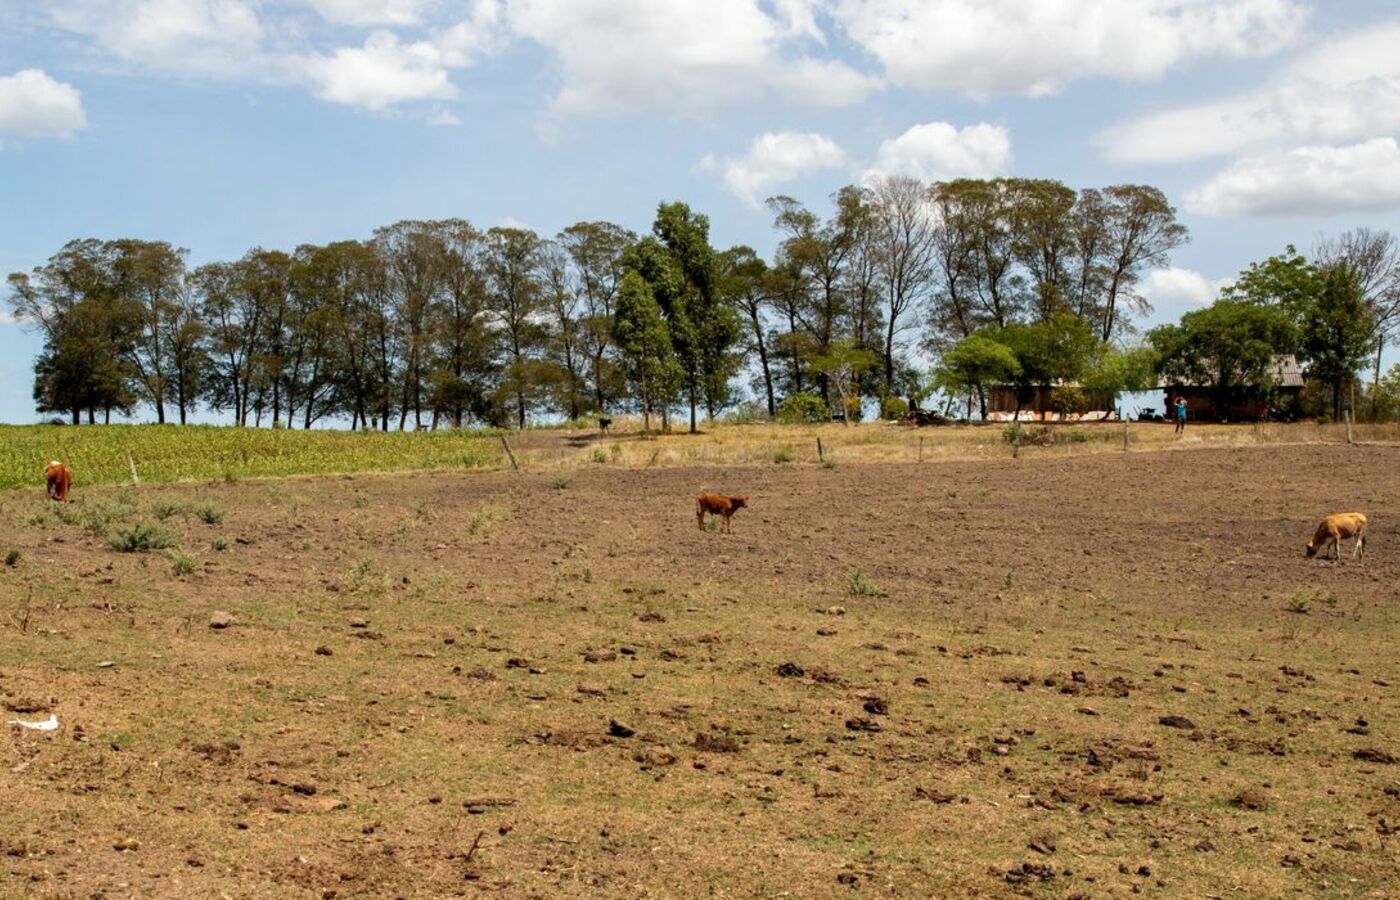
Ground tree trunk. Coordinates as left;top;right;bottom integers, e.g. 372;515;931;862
688;388;697;434
72;408;80;426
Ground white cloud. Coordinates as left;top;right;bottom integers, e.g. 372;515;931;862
428;108;462;126
1185;138;1400;218
49;0;265;77
1099;21;1400;164
506;0;879;116
0;69;87;146
714;131;848;206
1138;266;1231;319
826;0;1305;97
864;121;1011;182
299;31;457;111
307;0;432;27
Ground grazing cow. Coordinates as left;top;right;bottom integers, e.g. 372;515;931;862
1305;512;1367;560
599;416;612;435
696;492;748;534
44;460;72;502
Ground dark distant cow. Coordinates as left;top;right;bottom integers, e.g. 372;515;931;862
599;416;612;435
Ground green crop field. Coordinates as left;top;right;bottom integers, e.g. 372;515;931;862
0;424;504;490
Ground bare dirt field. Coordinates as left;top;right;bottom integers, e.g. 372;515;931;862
2;441;1398;897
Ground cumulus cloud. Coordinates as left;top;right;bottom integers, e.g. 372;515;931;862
306;0;432;27
1138;266;1231;319
1098;21;1400;164
864;122;1011;182
506;0;879;116
1184;138;1400;217
49;0;265;77
299;31;457;111
712;131;848;206
0;69;88;146
826;0;1305;97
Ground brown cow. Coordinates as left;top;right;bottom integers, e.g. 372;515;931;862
696;492;748;534
1305;512;1366;560
45;460;73;503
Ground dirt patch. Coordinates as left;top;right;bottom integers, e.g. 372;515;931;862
1;443;1398;895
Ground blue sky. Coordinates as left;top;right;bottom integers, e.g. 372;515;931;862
2;0;1399;423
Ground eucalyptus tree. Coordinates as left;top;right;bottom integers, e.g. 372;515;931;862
483;227;549;429
8;239;137;423
867;175;936;396
1314;228;1400;387
559;221;635;414
718;245;778;417
1097;185;1188;341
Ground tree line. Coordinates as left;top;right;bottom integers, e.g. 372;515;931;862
11;176;1392;429
935;230;1400;423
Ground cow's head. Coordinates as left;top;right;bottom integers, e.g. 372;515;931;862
1304;541;1319;558
731;495;748;510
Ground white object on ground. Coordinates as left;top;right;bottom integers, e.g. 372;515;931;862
7;714;59;731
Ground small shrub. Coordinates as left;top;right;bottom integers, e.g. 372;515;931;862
4;549;19;567
212;537;229;552
1286;587;1338;614
1002;424;1055;446
467;505;503;536
822;458;837;469
721;400;766;424
610;443;623;462
591;448;608;464
195;503;225;525
880;396;909;420
108;521;176;553
777;392;828;424
552;474;572;490
1049;386;1090;417
151;500;189;521
169;550;200;577
846;567;887;598
352;493;369;509
773;446;795;464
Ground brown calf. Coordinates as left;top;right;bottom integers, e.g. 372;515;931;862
45;460;73;503
1305;512;1366;560
696;492;748;534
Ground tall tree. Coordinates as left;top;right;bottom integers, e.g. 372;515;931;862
1314;228;1400;388
559;221;635;415
430;220;495;428
651;201;740;428
1301;262;1377;420
376;221;449;430
111;240;188;424
1149;300;1297;415
719;245;777;416
1097;185;1188;341
612;270;679;431
8;239;138;423
867;175;935;396
483;227;548;429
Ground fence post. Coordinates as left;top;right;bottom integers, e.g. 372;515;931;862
499;435;519;471
816;438;824;463
125;451;140;486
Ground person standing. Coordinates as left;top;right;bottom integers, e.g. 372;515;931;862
1174;395;1188;433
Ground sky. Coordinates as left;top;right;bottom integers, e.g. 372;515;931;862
2;0;1399;424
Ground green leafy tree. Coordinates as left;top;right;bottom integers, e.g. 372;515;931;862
1301;263;1377;421
934;333;1021;420
612;270;679;431
1219;244;1321;348
809;340;879;425
1149;300;1297;417
8;239;139;423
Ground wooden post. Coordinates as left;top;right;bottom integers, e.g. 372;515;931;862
1012;420;1022;459
499;435;519;471
918;436;923;461
1345;408;1354;445
1122;407;1130;452
125;451;140;486
816;438;824;463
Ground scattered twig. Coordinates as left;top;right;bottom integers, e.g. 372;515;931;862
464;829;486;863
